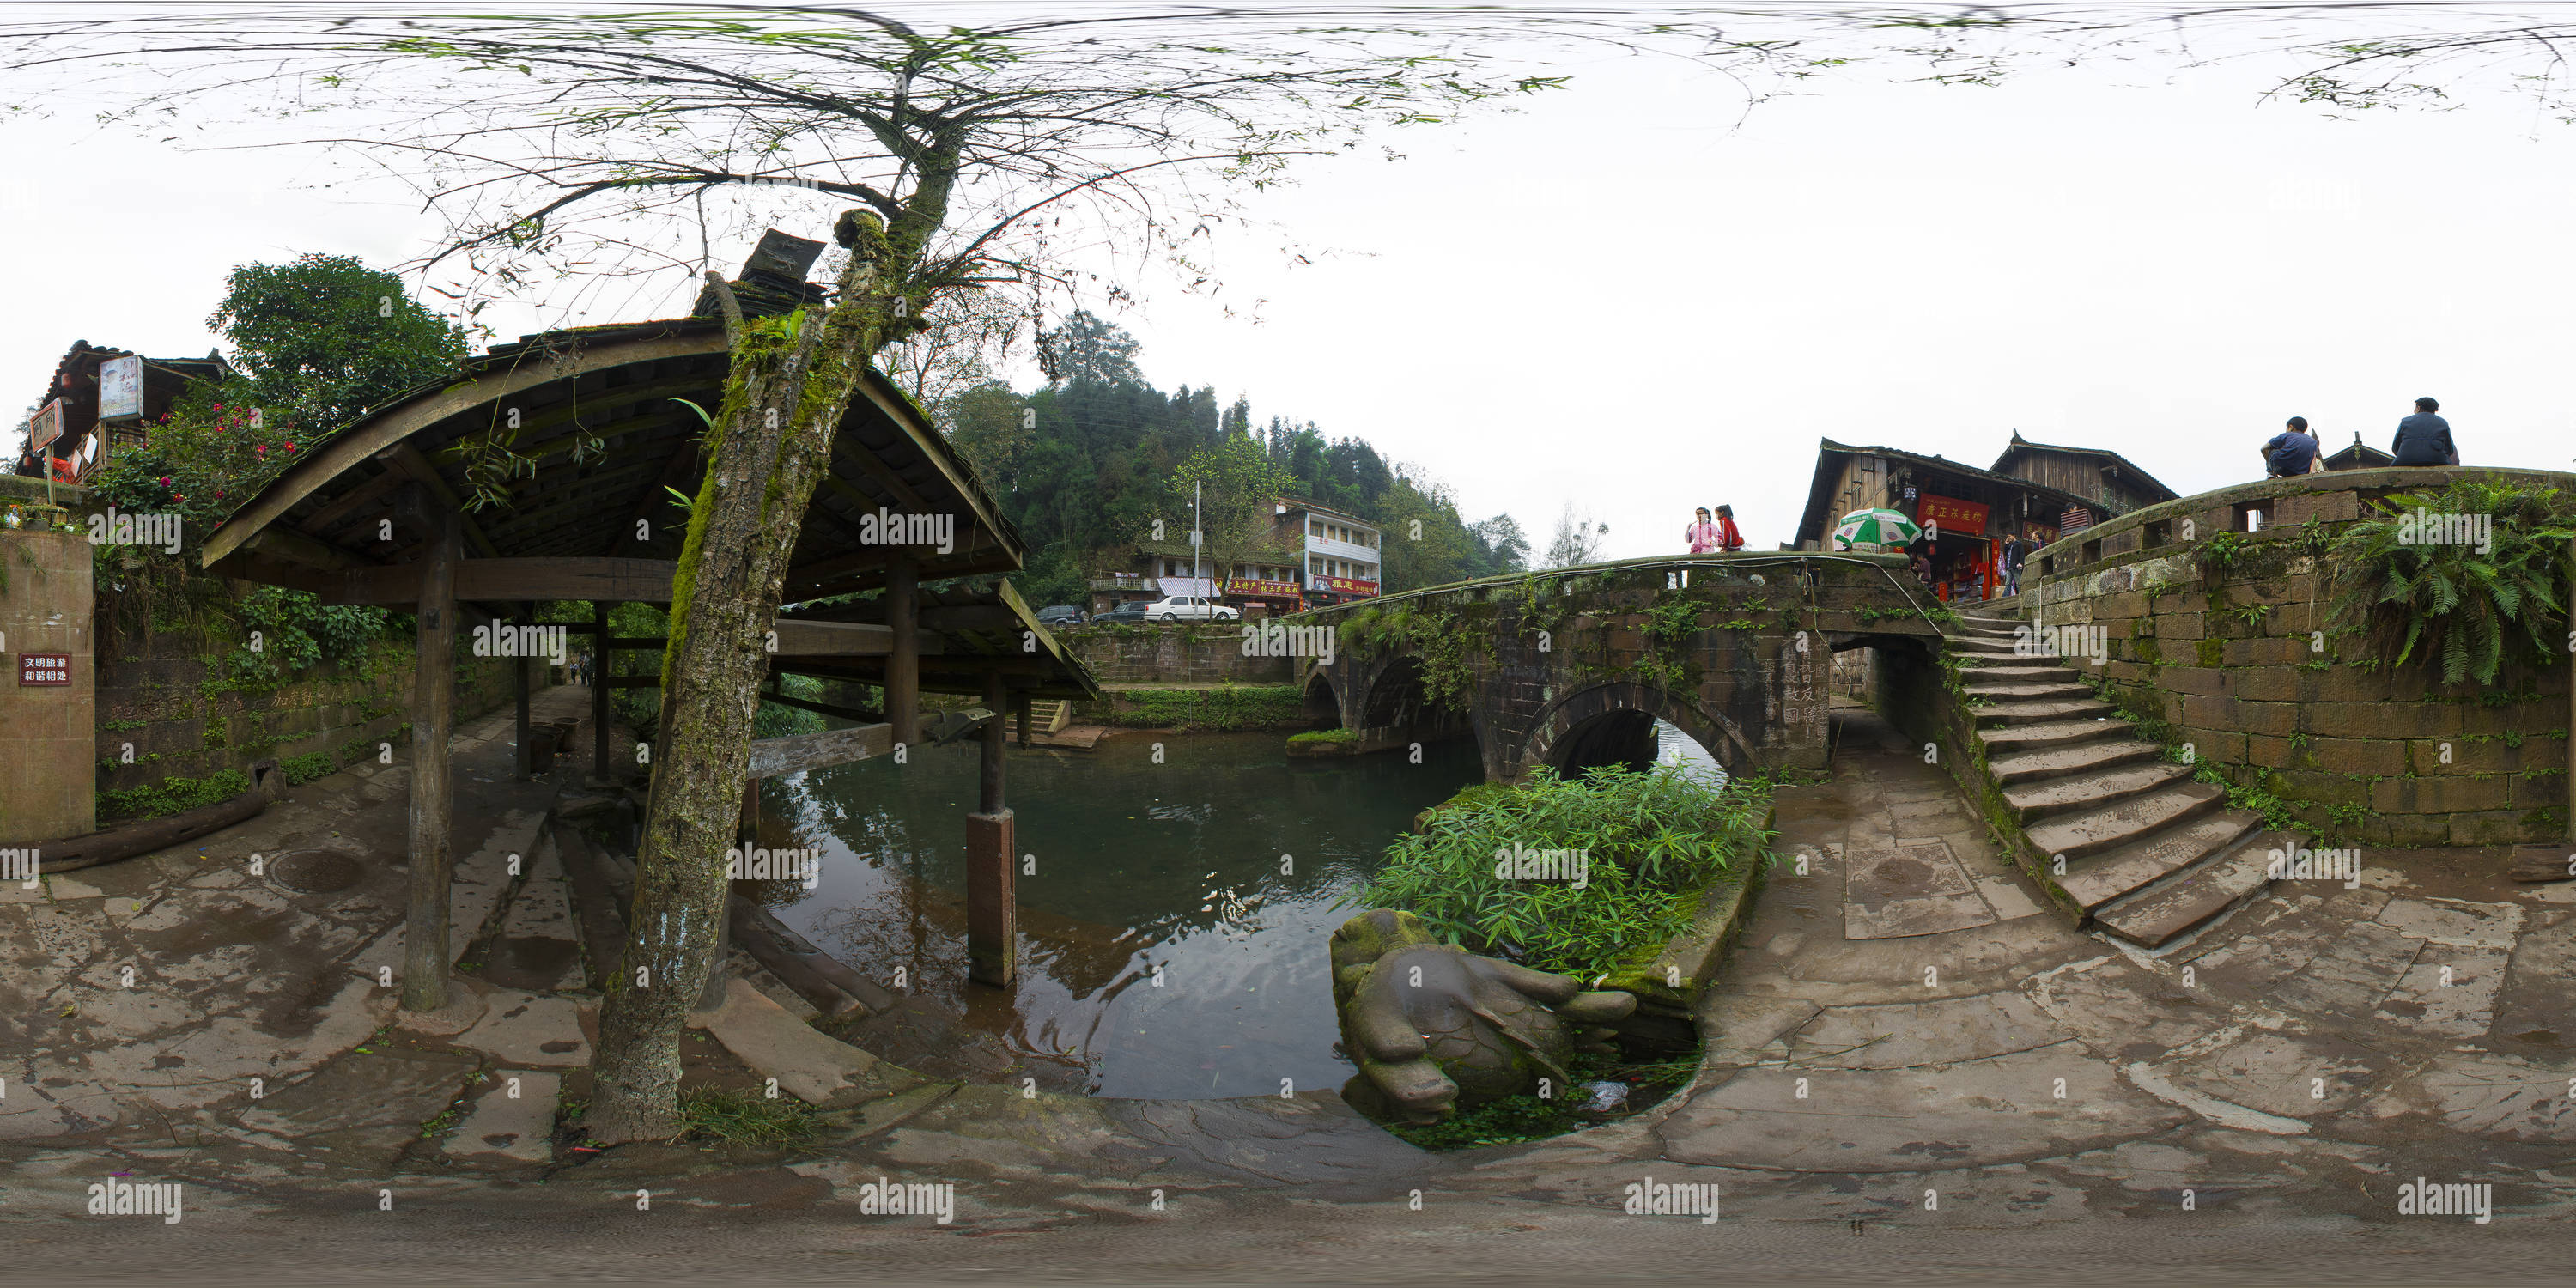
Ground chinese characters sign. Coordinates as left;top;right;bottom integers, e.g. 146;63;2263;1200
18;653;72;686
99;355;143;423
1917;493;1989;536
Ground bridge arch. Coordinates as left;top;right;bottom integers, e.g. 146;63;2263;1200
1518;681;1756;781
1301;670;1342;726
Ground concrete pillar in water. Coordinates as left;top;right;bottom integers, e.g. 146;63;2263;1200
0;527;95;843
966;670;1015;987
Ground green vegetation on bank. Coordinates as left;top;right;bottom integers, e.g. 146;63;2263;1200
1358;764;1775;982
1084;683;1304;731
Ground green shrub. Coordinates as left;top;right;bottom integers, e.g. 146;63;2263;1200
1286;726;1358;745
677;1085;819;1149
99;768;252;822
278;751;337;785
1358;764;1771;980
2328;477;2576;687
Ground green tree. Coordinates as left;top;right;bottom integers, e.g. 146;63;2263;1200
209;253;470;436
1171;432;1294;590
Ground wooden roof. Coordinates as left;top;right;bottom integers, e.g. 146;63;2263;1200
200;315;1021;601
773;579;1099;702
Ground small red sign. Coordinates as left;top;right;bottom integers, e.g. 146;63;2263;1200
18;653;71;686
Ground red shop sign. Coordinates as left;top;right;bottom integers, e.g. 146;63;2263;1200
18;653;72;686
1917;493;1990;536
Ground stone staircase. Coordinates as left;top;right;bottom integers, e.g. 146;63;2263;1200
1945;608;2278;947
1023;698;1073;735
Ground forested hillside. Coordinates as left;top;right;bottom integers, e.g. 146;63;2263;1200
936;312;1528;608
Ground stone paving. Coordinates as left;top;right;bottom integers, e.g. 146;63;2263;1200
2;699;2571;1278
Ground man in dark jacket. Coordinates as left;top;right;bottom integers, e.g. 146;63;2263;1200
2392;397;2458;467
2262;416;2320;477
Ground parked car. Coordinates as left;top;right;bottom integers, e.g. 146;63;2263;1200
1143;594;1239;623
1036;604;1086;627
1100;599;1152;623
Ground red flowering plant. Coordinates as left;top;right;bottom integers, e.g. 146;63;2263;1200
86;391;303;543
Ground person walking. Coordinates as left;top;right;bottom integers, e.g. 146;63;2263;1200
1685;507;1719;553
2261;416;2322;478
2392;396;2459;467
2000;533;2026;598
1713;504;1746;552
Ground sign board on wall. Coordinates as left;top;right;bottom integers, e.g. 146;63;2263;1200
18;653;72;686
26;399;63;451
1917;493;1990;536
98;355;143;423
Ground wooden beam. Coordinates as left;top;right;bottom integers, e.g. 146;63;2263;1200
755;685;884;726
385;443;502;560
769;619;945;657
295;467;407;539
886;558;920;750
832;435;936;515
604;435;703;557
848;372;1020;565
456;557;677;603
591;599;612;787
745;722;895;779
244;524;369;573
400;509;461;1013
204;326;722;568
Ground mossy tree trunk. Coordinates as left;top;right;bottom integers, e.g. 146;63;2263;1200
586;166;956;1141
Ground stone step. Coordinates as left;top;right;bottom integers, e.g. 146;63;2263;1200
1974;698;2116;727
439;1069;563;1165
1943;637;2028;655
1964;679;2097;702
2001;760;2194;821
1978;720;2136;752
1950;622;2022;639
1988;738;2164;786
2054;811;2257;909
1958;662;2078;681
2026;781;2228;863
2091;829;2284;947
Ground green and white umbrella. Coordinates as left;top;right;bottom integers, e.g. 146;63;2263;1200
1831;507;1922;552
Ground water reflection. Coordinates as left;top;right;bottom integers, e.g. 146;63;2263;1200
763;732;1481;1099
1654;719;1729;788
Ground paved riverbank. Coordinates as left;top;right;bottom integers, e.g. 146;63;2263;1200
2;703;2567;1283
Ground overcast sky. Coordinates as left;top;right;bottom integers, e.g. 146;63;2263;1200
7;6;2574;562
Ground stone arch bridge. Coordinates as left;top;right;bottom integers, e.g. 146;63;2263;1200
1289;554;1945;783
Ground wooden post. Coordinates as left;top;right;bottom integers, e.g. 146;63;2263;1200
592;599;612;787
886;556;920;753
966;669;1016;987
400;509;461;1012
1014;691;1032;748
512;603;532;780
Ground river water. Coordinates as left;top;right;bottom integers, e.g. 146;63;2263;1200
762;723;1723;1099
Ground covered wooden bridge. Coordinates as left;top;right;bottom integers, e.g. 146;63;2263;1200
202;301;1095;1006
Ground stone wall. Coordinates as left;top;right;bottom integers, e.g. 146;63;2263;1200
2023;466;2575;847
93;589;531;823
1059;623;1295;686
1;528;97;842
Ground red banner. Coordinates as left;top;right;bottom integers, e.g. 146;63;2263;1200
1917;493;1989;536
1225;578;1302;598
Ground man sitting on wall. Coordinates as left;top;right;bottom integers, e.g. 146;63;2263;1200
2261;416;2321;478
2391;396;2459;467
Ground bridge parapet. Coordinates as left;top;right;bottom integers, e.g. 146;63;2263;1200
1290;553;1947;781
